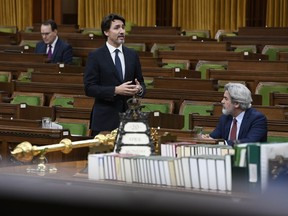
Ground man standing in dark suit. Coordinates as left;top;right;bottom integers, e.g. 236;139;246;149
35;19;73;64
202;82;267;146
83;13;146;137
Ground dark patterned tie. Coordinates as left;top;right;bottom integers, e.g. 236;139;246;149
47;44;52;59
229;118;237;140
114;49;123;80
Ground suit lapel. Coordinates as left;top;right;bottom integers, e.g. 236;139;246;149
52;40;61;59
238;109;250;139
123;47;129;81
225;117;233;139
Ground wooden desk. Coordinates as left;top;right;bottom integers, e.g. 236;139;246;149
0;160;287;215
0;124;90;165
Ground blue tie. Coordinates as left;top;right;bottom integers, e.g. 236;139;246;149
114;49;123;80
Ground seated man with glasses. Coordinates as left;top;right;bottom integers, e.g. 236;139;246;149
35;19;73;64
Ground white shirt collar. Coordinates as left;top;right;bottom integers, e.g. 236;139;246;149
106;42;123;54
48;36;58;48
235;111;245;125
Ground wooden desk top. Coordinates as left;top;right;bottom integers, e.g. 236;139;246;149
0;160;287;215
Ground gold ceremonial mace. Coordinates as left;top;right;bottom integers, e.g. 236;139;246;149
10;130;118;171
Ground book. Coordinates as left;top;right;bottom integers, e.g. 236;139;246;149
146;156;156;184
206;156;218;190
153;158;161;185
163;156;177;187
234;143;248;167
115;153;137;182
225;154;232;191
180;157;192;188
198;156;209;190
153;155;178;187
114;154;123;181
161;142;195;157
215;156;227;191
160;156;176;186
103;152;118;180
88;153;106;180
189;156;200;189
174;157;184;187
158;160;167;185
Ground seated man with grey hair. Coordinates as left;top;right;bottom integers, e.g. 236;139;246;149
202;82;267;146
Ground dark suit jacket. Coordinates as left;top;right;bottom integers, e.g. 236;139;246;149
209;108;267;146
35;38;73;64
83;44;146;132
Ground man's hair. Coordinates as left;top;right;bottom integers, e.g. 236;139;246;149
101;13;125;39
42;19;58;31
224;82;252;109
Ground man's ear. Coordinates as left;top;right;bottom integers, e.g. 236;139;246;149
234;102;240;108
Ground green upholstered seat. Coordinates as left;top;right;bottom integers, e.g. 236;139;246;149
215;30;237;42
255;82;288;106
184;30;210;38
81;28;102;36
124;21;135;35
144;77;154;89
125;43;146;52
267;136;288;143
17;71;32;82
234;46;256;53
0;74;8;82
179;101;214;130
140;99;174;114
217;80;246;92
262;45;288;61
162;59;190;70
162;62;186;69
19;40;39;48
141;103;171;113
10;95;41;106
150;43;174;57
0;26;17;34
52;97;74;108
0;71;12;82
197;63;226;79
58;122;88;136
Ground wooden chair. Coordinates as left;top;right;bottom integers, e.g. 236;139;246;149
232;45;257;53
0;26;18;34
125;43;146;52
10;91;45;106
0;71;12;82
217;80;247;92
55;117;90;136
19;39;39;48
161;59;190;70
49;93;76;108
261;45;288;61
73;95;94;109
255;82;288;106
183;29;211;39
80;28;102;37
195;60;227;79
150;43;175;57
139;98;175;114
270;92;288;106
179;100;216;130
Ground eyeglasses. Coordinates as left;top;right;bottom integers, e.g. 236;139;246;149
41;32;52;36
